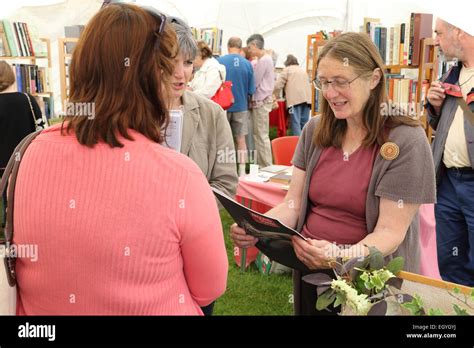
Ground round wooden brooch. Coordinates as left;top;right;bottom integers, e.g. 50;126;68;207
380;142;399;160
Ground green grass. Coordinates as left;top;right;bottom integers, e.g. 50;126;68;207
213;209;293;316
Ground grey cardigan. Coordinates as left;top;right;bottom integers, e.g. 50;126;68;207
181;90;238;198
291;116;436;314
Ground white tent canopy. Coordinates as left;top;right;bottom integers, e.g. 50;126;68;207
0;0;452;114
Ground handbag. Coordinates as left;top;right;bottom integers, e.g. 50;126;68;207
211;71;234;110
0;130;42;315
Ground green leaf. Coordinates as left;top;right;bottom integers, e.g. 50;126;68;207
369;249;384;270
386;257;405;275
452;304;468;316
334;293;346;308
428;308;444;316
401;295;425;315
452;287;461;294
316;290;336;311
471;289;474;302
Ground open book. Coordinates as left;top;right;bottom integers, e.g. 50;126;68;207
212;188;310;271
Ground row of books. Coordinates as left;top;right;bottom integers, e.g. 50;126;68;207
362;13;433;66
12;64;51;95
0;20;45;57
191;27;223;55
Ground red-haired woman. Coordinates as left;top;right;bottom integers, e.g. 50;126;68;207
11;3;228;315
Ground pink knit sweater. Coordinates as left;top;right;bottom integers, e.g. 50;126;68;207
13;125;228;315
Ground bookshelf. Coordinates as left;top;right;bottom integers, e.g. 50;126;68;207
2;37;54;121
306;33;327;117
58;37;78;111
383;39;438;143
191;27;223;55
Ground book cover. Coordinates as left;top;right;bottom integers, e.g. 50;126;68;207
212;188;310;271
269;172;292;185
411;13;433;66
22;23;35;57
260;165;290;174
2;20;17;56
0;22;11;56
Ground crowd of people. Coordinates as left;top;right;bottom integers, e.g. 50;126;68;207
0;2;473;316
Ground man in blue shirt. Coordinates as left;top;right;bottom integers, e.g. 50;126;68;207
218;37;256;175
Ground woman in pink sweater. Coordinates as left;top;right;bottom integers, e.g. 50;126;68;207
13;3;228;315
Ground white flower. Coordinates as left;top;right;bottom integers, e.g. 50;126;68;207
331;278;372;315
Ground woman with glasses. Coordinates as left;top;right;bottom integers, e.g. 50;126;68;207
11;3;228;315
230;32;436;315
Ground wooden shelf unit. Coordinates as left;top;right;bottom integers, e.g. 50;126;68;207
58;37;79;111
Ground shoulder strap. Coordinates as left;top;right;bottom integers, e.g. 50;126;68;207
456;97;474;127
1;130;41;286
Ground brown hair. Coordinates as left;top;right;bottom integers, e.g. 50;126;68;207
284;54;298;67
63;3;177;147
196;40;213;59
313;32;420;148
0;61;15;92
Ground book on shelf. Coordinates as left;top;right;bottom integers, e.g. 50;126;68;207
362;14;433;67
192;27;223;54
0;19;44;57
212;187;309;271
12;63;51;96
64;25;84;54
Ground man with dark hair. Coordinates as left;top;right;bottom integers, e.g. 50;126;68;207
218;37;256;175
246;34;274;167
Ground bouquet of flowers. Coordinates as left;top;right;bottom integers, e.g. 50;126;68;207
302;247;473;315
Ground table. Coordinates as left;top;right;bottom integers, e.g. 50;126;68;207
269;100;288;137
235;175;441;279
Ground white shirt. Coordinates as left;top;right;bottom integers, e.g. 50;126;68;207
190;57;226;99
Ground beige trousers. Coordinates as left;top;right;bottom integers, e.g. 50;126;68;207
251;102;273;167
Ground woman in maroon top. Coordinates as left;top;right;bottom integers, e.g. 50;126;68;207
230;33;436;315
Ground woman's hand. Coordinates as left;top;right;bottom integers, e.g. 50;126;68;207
292;236;339;270
230;223;258;249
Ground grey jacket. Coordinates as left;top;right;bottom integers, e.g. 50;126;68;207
427;65;474;185
291;116;436;314
181;90;238;198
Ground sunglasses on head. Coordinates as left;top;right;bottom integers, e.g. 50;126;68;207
100;2;167;49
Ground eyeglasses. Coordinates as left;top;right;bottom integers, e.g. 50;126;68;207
312;74;363;92
100;2;167;49
147;10;167;50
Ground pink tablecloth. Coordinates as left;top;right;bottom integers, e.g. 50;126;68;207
236;176;441;279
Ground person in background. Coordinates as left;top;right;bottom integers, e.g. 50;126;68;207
0;61;45;178
218;37;256;176
246;33;275;167
164;16;238;314
12;3;228;315
190;40;226;99
273;54;312;135
426;17;474;286
231;32;436;315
